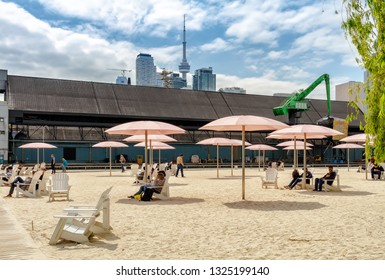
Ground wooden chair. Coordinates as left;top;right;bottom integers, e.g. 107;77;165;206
258;168;278;189
62;186;113;234
47;173;71;202
49;214;96;245
15;170;44;198
152;170;171;200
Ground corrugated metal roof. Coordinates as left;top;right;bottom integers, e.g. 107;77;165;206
7;75;364;127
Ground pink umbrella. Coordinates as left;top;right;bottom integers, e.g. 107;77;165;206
270;124;343;189
340;133;373;178
105;121;185;182
333;143;364;172
123;134;177;142
283;145;312;150
124;134;177;165
199;115;288;199
246;144;278;171
196;137;251;178
92;141;128;176
18;142;57;164
268;134;325;168
223;139;251;176
276;140;314;147
134;141;174;149
196;137;231;178
134;141;175;165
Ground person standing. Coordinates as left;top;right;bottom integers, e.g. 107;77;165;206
119;154;126;173
61;157;68;173
50;154;56;174
175;154;184;177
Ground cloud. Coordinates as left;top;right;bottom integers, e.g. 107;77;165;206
216;72;306;96
36;0;209;36
200;38;234;53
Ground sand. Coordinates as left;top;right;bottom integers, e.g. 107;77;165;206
1;166;385;260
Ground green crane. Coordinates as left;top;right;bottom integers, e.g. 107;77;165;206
273;74;332;125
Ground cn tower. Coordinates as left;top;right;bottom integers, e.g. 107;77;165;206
178;14;190;80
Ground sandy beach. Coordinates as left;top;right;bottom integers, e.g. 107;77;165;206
1;166;385;260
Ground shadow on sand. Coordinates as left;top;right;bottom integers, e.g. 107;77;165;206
115;197;204;205
224;200;326;211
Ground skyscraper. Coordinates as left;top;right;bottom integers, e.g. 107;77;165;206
178;15;190;81
136;53;157;86
192;67;216;91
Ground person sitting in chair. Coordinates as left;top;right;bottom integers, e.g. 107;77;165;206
314;166;336;192
129;171;166;198
371;162;384;180
3;170;42;198
285;168;312;190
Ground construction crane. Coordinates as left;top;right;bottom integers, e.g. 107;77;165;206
272;73;332;126
107;68;132;77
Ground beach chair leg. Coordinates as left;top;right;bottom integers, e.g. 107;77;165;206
49;218;66;245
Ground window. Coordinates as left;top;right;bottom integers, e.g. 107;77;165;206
63;147;76;160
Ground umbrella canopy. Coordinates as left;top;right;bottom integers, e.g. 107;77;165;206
276;140;314;147
246;144;278;171
333;143;364;172
123;134;177;143
267;134;325;169
199;115;288;199
340;133;374;178
92;141;128;176
135;141;175;165
134;141;174;149
270;124;343;189
246;144;278;150
283;145;312;150
18;142;57;164
106;121;185;182
125;134;177;166
196;137;240;178
340;133;373;143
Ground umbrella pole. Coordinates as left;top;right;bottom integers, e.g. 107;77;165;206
231;145;234;176
144;131;148;183
258;150;261;172
216;144;219;179
294;136;297;169
109;147;112;176
159;150;161;165
302;134;307;190
263;150;265;170
242;126;245;200
37;148;40;165
348;148;350;172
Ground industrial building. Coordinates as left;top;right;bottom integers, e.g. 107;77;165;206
0;69;364;165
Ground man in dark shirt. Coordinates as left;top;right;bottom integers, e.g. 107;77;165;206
314;166;336;192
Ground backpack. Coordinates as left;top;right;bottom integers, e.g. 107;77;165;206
141;188;154;201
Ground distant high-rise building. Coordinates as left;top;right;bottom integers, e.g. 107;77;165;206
115;76;131;85
193;67;216;91
178;15;190;81
171;73;187;89
136;53;157;86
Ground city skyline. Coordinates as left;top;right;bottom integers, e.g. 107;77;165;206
0;0;363;99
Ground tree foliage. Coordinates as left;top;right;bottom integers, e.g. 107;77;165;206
342;0;385;161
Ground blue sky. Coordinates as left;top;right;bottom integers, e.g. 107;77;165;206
0;0;364;99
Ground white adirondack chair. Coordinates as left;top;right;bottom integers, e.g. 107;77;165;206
48;173;71;202
259;168;279;189
49;214;96;245
15;170;44;198
152;170;171;200
62;187;113;234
